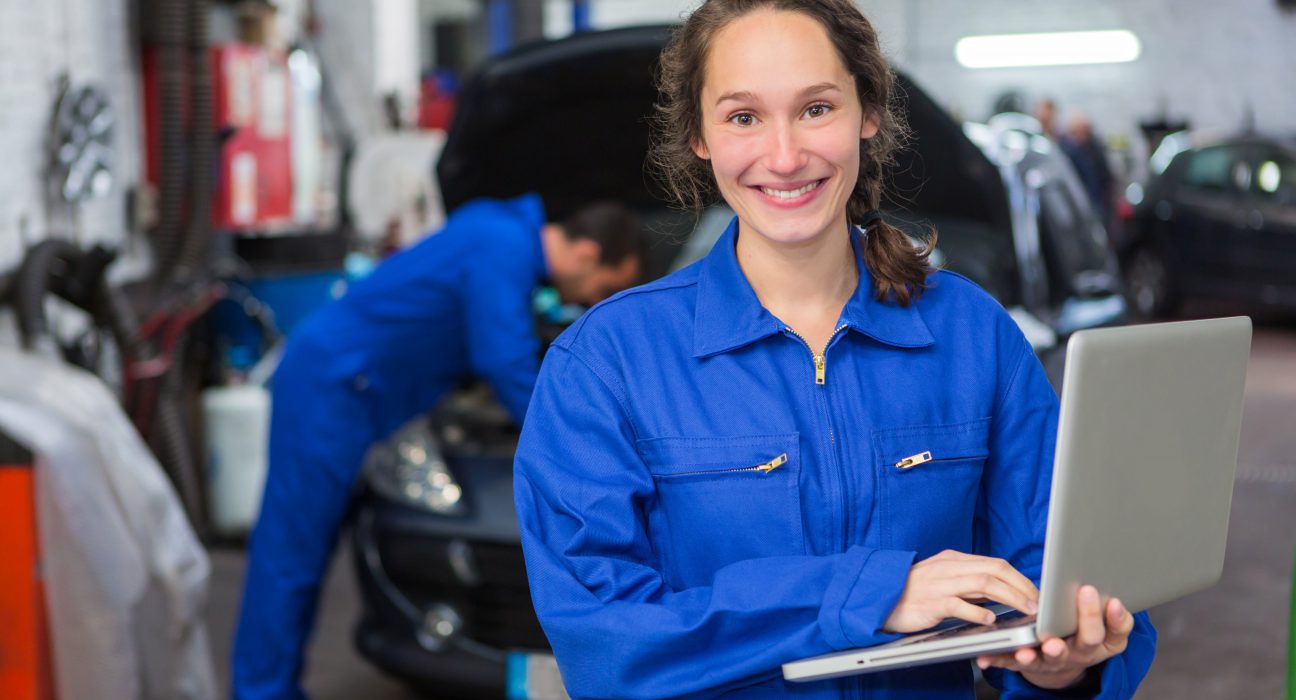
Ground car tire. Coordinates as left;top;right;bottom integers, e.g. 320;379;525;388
1124;245;1180;319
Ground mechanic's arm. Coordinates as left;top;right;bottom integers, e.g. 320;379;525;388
516;345;930;699
974;340;1156;699
463;253;542;424
232;331;376;700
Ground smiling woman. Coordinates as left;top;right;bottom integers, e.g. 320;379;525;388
513;1;1157;698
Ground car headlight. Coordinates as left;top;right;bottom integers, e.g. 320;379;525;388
364;417;465;515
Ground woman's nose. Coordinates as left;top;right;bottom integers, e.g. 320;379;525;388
764;122;807;175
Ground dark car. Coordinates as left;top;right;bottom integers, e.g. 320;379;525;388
348;26;1124;698
1119;133;1296;317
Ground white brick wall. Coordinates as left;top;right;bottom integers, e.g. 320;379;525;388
0;0;143;275
0;0;145;347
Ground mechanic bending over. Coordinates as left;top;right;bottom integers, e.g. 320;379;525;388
233;194;642;700
513;1;1155;698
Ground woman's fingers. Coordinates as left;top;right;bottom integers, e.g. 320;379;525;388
1103;598;1134;653
889;551;1042;633
1040;636;1069;659
984;557;1040;602
929;552;1037;597
943;597;1000;626
946;574;1038;615
1074;585;1107;648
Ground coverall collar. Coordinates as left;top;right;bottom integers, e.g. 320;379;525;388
692;217;935;358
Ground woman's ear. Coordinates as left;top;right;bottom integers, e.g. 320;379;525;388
691;137;711;160
860;111;881;140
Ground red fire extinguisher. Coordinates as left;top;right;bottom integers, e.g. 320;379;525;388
0;432;56;700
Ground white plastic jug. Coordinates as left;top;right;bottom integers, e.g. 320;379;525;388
202;384;270;536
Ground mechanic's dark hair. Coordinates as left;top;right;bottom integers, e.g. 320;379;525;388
649;0;936;305
560;201;643;266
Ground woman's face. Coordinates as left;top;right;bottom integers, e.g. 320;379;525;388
693;9;878;249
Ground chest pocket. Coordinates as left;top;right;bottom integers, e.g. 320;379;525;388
639;434;803;590
873;418;990;557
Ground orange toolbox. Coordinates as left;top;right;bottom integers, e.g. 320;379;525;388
0;431;55;700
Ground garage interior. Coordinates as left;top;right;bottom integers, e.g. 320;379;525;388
1;1;1294;699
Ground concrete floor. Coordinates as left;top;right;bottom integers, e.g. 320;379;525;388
206;311;1296;699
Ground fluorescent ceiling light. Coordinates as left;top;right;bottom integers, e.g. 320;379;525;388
956;30;1141;69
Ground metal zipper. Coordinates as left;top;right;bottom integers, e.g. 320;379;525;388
785;324;852;553
894;451;932;469
661;453;788;478
894;452;978;469
786;324;848;385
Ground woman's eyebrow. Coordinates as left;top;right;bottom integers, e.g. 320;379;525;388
799;82;843;97
714;82;844;107
715;90;758;107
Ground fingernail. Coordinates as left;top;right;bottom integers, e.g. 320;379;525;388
976;658;989;670
1025;599;1038;614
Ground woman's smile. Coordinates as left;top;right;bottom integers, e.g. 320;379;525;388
750;177;827;207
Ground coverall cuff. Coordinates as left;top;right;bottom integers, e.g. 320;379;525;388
818;546;917;650
994;662;1106;699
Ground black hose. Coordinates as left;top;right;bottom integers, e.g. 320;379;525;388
150;0;189;282
175;0;212;282
13;239;81;351
153;329;209;539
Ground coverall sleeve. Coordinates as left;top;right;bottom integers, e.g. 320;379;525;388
462;247;542;424
515;345;918;699
976;342;1156;699
232;330;376;700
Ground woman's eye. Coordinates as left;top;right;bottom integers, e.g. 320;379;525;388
728;113;757;127
805;103;831;118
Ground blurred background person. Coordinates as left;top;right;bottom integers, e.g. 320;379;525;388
231;195;642;700
1061;112;1115;223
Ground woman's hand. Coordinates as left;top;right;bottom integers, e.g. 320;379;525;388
975;584;1135;690
883;550;1040;634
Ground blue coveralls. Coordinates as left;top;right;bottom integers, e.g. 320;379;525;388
233;195;549;700
514;218;1156;699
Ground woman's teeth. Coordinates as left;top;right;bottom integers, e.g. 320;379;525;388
760;180;821;199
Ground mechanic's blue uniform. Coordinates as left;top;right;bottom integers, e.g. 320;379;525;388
514;218;1156;699
234;195;549;700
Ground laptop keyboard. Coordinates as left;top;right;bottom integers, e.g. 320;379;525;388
890;607;1035;648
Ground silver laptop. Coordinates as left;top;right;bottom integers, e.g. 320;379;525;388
784;316;1251;682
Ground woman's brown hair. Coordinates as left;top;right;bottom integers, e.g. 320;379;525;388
649;0;936;305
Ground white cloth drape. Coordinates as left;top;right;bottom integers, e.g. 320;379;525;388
0;349;216;700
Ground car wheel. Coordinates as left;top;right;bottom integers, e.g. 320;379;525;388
1124;245;1179;319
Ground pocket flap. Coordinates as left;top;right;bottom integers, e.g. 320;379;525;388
872;418;991;468
638;433;799;477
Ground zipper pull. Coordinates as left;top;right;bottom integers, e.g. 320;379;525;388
757;453;788;473
814;355;825;385
894;451;932;469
